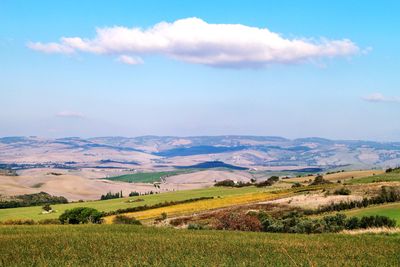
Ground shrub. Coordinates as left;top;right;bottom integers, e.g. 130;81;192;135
309;175;332;186
129;191;140;197
291;182;302;188
2;219;36;225
188;223;205;230
345;217;360;230
0;192;68;209
256;180;273;187
359;215;396;228
386;167;400;173
169;216;191;226
334;187;351;195
268;176;279;183
42;204;52;212
322;213;347;232
37;218;60;225
258;212;396;234
113;215;141;225
215;211;262;232
155;212;168;223
256;176;280;187
100;191;123;200
214;179;235;187
59;207;102;224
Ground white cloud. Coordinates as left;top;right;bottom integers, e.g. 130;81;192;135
28;17;360;68
56;111;85;118
362;93;400;103
27;42;75;54
116;55;143;65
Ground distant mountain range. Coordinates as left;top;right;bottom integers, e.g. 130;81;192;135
1;136;400;171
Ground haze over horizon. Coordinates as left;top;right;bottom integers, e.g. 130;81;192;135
1;1;400;141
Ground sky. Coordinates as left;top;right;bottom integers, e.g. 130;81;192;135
1;0;400;141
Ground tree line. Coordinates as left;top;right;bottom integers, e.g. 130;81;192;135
0;192;68;209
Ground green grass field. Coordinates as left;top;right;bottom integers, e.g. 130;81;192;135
104;170;192;183
0;186;271;221
348;171;400;184
343;202;400;226
0;225;399;266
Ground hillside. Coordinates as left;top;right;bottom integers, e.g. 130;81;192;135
1;136;400;172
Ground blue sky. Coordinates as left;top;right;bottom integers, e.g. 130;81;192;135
1;0;400;140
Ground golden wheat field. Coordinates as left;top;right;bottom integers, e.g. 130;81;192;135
104;191;291;223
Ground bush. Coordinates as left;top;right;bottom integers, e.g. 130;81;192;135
214;211;262;232
309;175;332;186
169;217;191;226
291;182;302;188
59;207;102;224
334;187;351;195
256;180;273;187
268;176;279;183
129;191;140;197
155;212;168;223
359;215;396;228
2;219;35;225
37;218;60;225
0;192;68;209
100;191;123;200
113;215;141;225
214;179;235;187
188;223;205;230
345;217;360;230
386;167;400;173
258;212;395;234
322;213;347;232
256;176;280;187
42;204;52;212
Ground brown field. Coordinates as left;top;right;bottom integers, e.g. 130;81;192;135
0;168;260;201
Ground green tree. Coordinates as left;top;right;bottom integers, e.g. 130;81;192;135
42;204;52;212
59;207;102;224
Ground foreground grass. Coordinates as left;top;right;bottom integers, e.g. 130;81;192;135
0;186;271;221
0;225;398;266
343;202;400;226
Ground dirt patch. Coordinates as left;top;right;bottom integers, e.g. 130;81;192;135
264;193;363;209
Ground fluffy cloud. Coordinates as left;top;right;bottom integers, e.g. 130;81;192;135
27;42;74;54
362;93;400;103
28;17;360;68
116;55;143;65
56;111;85;118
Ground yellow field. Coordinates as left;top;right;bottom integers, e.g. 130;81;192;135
103;191;292;223
284;170;384;183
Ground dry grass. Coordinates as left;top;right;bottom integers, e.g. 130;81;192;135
266;193;363;209
341;227;400;235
